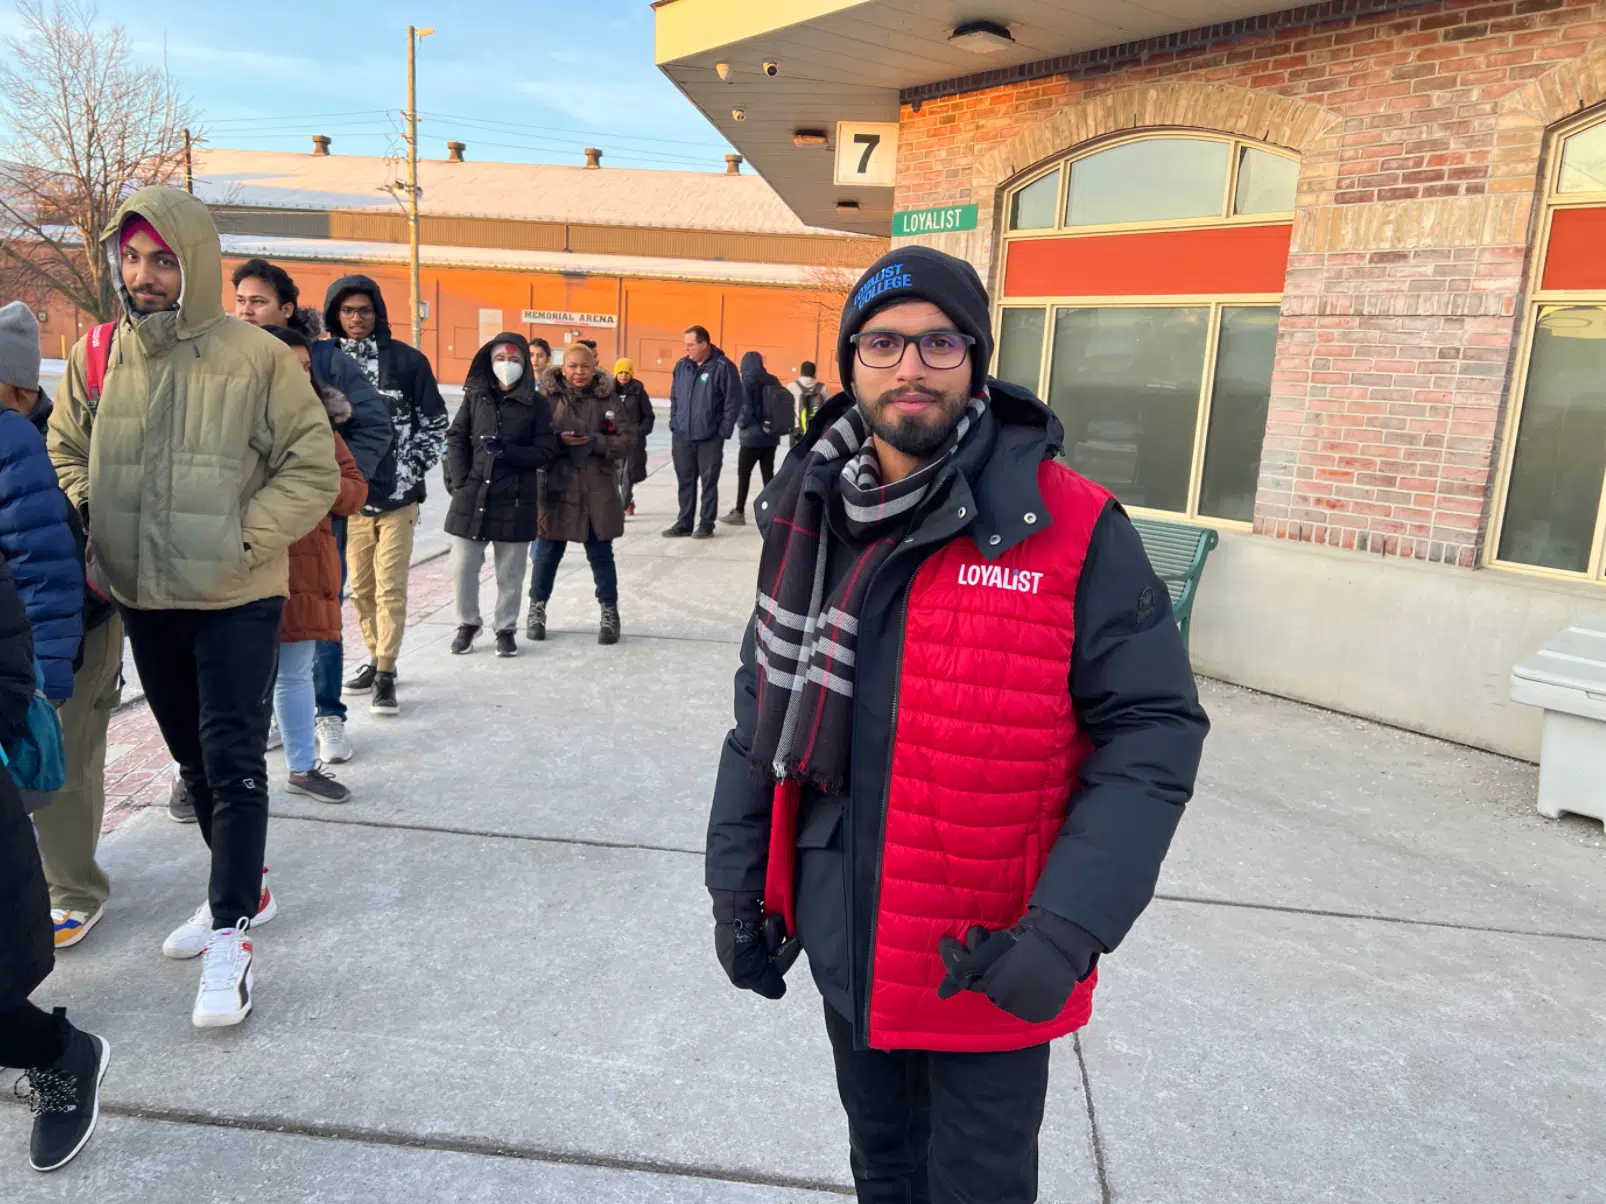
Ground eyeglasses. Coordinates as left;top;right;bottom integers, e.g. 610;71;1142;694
339;304;375;318
850;330;975;371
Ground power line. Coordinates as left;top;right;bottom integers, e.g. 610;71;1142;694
196;130;717;170
430;131;721;166
449;137;717;168
418;110;730;150
203;109;395;127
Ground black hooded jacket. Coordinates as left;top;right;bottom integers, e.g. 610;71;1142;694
705;380;1209;1043
323;275;448;514
736;351;783;451
288;306;395;485
444;333;560;543
0;550;51;1009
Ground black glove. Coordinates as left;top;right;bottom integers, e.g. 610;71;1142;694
711;890;787;1000
936;907;1103;1024
478;434;504;457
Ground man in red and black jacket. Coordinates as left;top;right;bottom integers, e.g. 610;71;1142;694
705;246;1209;1203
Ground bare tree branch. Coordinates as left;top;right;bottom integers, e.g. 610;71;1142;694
0;0;199;321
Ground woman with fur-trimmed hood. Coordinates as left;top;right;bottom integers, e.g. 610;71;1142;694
262;326;368;805
526;341;637;646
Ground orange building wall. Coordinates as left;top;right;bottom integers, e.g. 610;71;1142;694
35;259;846;401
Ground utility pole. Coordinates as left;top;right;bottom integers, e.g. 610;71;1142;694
183;128;194;194
405;25;434;349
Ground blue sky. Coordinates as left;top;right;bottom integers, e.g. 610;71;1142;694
19;0;734;171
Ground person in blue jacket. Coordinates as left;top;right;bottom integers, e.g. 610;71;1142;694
0;302;83;704
232;260;393;765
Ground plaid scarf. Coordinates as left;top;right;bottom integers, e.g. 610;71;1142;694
750;393;988;793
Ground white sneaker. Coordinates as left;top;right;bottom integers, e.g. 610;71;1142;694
192;919;254;1028
266;719;282;751
316;715;353;764
162;870;277;960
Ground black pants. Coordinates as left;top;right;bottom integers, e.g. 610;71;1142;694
0;1002;66;1069
122;599;284;928
823;1003;1052;1204
734;445;776;513
672;435;724;532
0;780;65;1069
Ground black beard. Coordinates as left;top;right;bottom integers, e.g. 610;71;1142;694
860;386;967;458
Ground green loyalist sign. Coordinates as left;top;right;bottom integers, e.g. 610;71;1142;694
892;203;979;237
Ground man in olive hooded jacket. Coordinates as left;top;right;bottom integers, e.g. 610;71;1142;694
49;185;338;1029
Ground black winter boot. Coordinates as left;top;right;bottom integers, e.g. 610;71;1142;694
599;603;621;646
526;599;546;641
19;1011;110;1172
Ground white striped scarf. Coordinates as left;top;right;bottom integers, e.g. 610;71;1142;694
749;393;988;791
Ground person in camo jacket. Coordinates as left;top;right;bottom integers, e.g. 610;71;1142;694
321;274;447;718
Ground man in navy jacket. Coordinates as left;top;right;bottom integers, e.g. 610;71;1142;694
232;259;393;763
663;325;740;538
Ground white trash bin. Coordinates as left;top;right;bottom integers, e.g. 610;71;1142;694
1510;615;1606;826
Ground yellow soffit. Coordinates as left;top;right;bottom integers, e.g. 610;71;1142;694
653;0;872;65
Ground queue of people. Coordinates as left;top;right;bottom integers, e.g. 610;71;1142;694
0;177;1191;1204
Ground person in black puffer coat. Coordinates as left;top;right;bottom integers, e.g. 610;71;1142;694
721;350;782;526
0;550;111;1172
611;358;654;516
444;333;559;657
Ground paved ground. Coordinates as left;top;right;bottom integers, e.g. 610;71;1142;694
5;448;1605;1202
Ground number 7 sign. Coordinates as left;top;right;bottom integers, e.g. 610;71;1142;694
834;121;899;188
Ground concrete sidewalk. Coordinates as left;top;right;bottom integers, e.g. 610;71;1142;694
4;454;1604;1202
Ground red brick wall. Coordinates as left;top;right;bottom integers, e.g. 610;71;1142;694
893;0;1606;567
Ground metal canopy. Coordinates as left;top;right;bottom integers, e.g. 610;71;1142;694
655;0;1320;235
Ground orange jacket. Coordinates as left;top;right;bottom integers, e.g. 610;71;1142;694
281;431;366;644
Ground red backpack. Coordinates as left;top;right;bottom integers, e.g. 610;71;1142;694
84;321;115;407
76;321;117;607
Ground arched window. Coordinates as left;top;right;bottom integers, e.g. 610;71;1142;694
1491;112;1606;579
993;132;1298;524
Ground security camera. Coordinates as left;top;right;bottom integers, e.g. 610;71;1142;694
762;60;779;77
732;108;746;121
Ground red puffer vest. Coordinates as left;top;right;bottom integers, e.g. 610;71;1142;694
767;460;1111;1052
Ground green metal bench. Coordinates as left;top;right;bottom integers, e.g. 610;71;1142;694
1129;517;1219;652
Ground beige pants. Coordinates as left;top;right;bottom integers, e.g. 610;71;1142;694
347;503;418;673
34;613;124;913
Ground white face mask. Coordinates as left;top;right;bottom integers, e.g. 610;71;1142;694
492;359;524;388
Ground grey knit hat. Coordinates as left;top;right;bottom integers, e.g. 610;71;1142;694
0;301;41;392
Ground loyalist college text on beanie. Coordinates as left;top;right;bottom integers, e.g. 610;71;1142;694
0;300;41;393
836;246;995;399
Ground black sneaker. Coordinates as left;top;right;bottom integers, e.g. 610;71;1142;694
167;777;197;824
693;527;715;539
343;662;376;695
370;671;398;716
526;599;546;641
661;525;692;538
495;631;518;657
18;1013;110;1173
719;509;746;525
451;625;479;655
286;764;351;804
599;604;621;646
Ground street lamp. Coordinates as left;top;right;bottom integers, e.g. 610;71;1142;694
406;25;434;349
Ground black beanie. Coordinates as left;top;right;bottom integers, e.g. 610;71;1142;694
837;247;994;399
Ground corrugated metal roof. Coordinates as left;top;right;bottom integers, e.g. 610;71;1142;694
217;233;818;287
193;148;862;238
